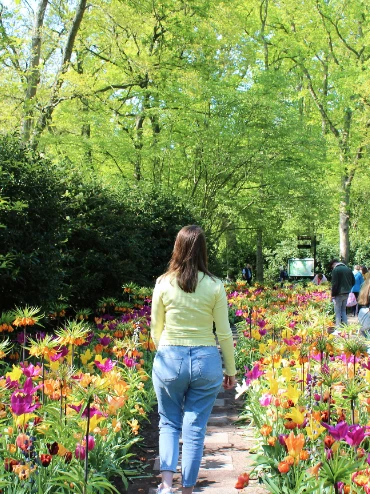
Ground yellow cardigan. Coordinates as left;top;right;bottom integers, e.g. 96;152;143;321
150;272;236;376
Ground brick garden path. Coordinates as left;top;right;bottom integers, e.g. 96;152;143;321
127;327;267;494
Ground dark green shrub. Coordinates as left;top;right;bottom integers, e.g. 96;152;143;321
0;136;200;309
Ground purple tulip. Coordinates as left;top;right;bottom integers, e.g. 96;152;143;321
87;435;95;451
5;377;19;389
244;363;264;385
362;358;370;370
322;364;330;375
19;377;42;395
326;448;333;460
95;358;115;372
50;346;68;362
123;356;136;368
11;393;41;415
345;425;369;447
69;404;105;418
20;363;42;378
75;443;86;460
322;421;349;441
35;331;46;341
98;336;111;346
259;393;273;406
17;333;26;345
278;434;288;447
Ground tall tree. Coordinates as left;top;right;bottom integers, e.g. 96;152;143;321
241;0;370;262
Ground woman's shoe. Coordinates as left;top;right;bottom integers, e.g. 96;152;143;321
156;484;176;493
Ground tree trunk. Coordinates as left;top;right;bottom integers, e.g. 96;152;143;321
339;174;351;263
256;227;263;282
77;55;92;166
21;0;49;142
133;114;145;181
30;0;87;148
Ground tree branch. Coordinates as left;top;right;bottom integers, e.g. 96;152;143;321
300;64;340;139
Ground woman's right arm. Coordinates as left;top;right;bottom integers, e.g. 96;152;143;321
150;282;165;349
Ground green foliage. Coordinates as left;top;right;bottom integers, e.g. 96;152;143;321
0;135;68;308
0;136;198;309
1;0;370;295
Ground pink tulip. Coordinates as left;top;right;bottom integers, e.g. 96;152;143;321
75;443;86;460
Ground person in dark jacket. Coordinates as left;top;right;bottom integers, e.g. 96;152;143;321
242;264;253;285
330;259;355;330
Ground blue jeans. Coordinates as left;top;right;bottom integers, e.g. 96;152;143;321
152;345;223;487
333;293;348;328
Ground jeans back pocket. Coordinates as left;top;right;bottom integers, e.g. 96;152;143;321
153;353;183;381
196;354;222;382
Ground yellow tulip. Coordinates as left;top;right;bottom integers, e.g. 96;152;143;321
282;328;293;339
259;343;267;354
7;443;16;453
251;330;261;341
6;365;22;382
80;349;93;365
49;360;60;372
14;413;36;428
281;367;292;381
305;418;325;440
285;407;305;425
285;386;301;405
269;378;279;396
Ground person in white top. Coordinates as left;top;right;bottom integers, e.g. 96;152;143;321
312;273;327;285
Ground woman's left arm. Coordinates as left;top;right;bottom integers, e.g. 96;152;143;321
213;282;237;376
150;282;165;348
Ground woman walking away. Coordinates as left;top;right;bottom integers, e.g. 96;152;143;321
358;276;370;337
151;225;236;494
351;265;364;316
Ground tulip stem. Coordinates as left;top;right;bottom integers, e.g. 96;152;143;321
60;381;63;419
42;356;45;405
22;325;27;362
84;399;91;492
71;344;75;370
351;399;355;425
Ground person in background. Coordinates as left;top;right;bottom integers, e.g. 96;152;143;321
361;266;369;280
151;225;236;494
351;265;364;316
357;276;370;336
312;273;327;285
279;266;289;286
330;259;355;331
242;263;253;285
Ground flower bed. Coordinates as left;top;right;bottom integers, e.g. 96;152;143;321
0;291;156;493
230;282;370;493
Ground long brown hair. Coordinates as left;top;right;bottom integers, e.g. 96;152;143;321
358;277;370;306
165;225;214;293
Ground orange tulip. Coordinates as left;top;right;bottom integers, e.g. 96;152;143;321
278;461;291;474
260;424;273;436
285;432;305;459
324;435;336;449
299;450;310;461
268;436;277;446
235;472;250;489
308;462;322;479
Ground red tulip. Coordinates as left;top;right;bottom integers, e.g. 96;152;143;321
40;454;52;467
